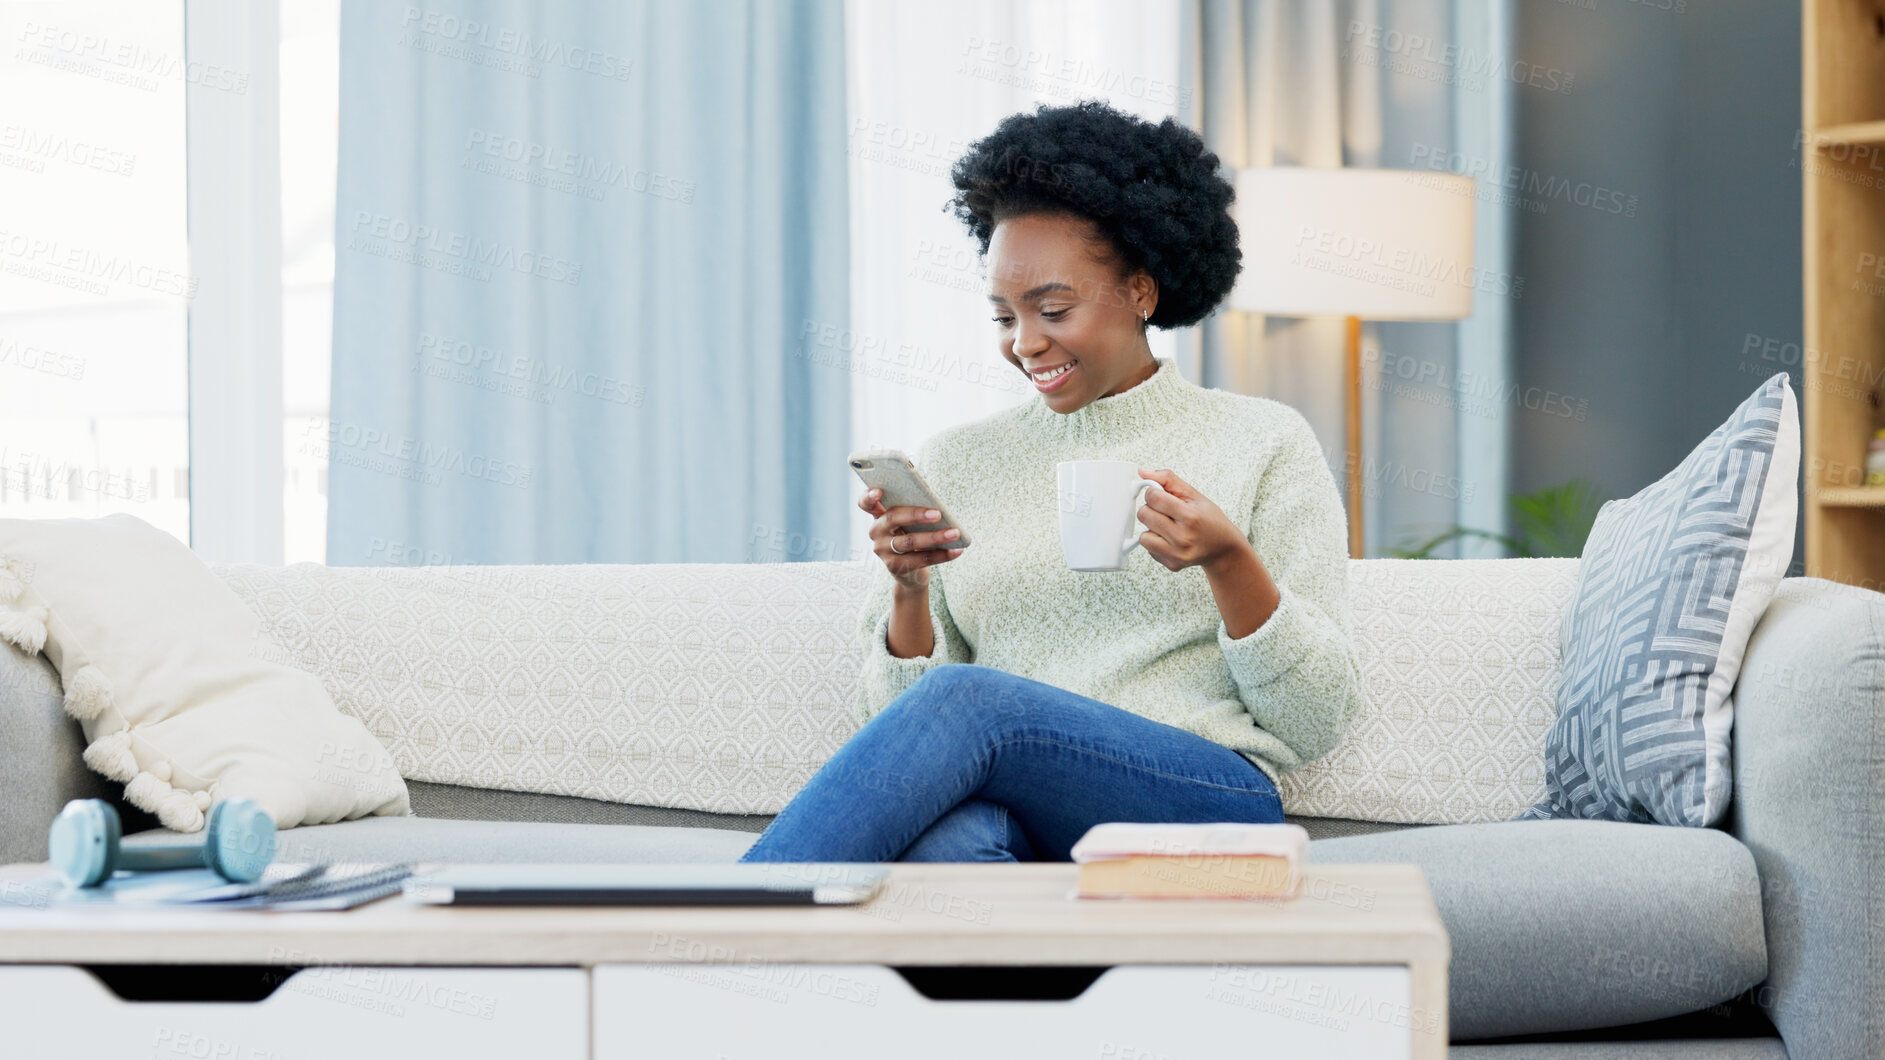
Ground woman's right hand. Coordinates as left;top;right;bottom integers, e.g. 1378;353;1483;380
861;488;964;592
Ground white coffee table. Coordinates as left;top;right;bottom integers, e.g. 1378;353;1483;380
0;860;1448;1059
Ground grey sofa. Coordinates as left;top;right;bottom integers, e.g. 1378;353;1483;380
2;560;1880;1059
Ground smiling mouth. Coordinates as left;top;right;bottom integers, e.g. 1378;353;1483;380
1027;359;1078;388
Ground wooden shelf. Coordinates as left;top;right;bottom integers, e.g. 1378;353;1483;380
1803;0;1885;589
1806;120;1885;148
1805;0;1885;129
1817;486;1885;508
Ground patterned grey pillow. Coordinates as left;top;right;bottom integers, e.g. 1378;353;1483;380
1518;373;1798;827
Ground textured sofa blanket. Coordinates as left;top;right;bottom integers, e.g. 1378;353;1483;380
209;557;1579;824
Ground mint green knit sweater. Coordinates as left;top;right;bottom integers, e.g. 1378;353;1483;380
853;355;1364;786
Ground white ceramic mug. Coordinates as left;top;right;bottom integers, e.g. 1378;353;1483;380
1057;460;1161;571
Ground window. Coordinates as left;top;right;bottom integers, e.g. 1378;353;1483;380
281;0;339;563
0;3;191;540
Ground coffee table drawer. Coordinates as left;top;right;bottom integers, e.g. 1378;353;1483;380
0;965;587;1060
594;963;1418;1059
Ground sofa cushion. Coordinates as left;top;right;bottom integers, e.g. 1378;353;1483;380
1277;557;1582;825
1309;820;1766;1040
405;781;774;831
402;784;1418;842
207;555;1592;829
127;816;758;865
209;560;872;817
1523;374;1797;827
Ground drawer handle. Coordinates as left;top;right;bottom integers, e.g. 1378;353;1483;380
892;966;1110;1001
84;964;300;1003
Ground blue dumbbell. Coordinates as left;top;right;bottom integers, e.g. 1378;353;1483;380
49;797;276;887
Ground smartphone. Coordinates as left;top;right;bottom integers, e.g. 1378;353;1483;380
848;449;972;548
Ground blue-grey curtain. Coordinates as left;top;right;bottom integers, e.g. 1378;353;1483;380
328;0;849;565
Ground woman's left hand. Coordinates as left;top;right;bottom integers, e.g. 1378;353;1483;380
1133;467;1253;574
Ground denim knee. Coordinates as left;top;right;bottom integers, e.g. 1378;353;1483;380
908;662;980;695
899;799;1020;863
892;663;1026;731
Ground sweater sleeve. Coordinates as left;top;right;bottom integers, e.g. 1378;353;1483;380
850;438;973;725
1215;410;1365;770
850;562;972;724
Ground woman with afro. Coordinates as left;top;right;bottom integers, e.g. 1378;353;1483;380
741;100;1363;863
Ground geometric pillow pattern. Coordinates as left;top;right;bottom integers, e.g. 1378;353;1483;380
1518;372;1799;827
214;554;1588;825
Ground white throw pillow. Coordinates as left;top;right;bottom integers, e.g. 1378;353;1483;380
0;514;410;832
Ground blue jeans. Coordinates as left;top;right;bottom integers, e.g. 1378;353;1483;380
738;663;1284;863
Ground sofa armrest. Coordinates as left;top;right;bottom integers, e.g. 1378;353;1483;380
1730;576;1885;1060
0;641;115;864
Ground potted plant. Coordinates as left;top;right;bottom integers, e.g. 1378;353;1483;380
1388;478;1602;559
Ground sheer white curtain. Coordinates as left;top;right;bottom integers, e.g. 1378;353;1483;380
1184;0;1386;534
843;0;1183;547
1183;0;1513;556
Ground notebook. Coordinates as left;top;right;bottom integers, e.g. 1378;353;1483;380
49;863;414;911
175;863;416;911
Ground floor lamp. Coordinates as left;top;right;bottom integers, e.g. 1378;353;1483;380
1229;168;1477;559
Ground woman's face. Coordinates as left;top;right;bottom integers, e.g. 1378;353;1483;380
986;213;1158;412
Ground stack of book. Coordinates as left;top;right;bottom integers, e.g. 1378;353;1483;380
1069;822;1309;900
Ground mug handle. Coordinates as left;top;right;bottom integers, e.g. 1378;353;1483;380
1120;479;1162;557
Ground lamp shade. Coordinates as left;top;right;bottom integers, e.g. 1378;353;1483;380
1230;167;1477;321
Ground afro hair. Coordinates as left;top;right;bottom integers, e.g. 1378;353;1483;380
946;99;1241;330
